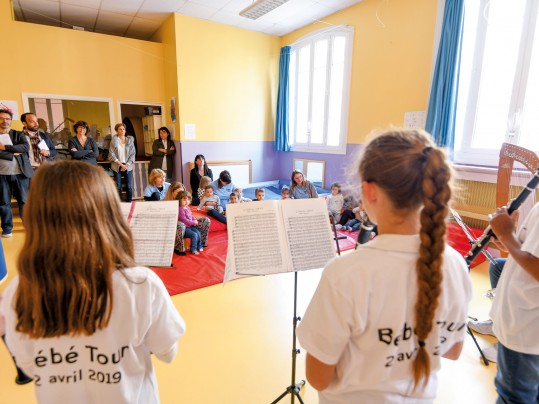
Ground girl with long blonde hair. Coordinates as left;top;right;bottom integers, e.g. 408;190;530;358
297;129;472;402
1;160;185;403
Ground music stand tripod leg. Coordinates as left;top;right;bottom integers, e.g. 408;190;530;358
466;324;489;366
271;272;307;404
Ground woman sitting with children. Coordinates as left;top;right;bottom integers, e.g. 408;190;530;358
290;170;318;199
144;169;171;201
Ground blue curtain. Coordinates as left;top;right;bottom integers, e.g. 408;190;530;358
425;0;465;150
275;46;291;152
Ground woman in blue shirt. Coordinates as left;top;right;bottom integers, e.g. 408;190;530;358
290;170;318;199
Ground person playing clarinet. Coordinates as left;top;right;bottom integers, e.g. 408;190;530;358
488;203;539;404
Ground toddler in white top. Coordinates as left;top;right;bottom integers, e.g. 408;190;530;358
326;182;344;222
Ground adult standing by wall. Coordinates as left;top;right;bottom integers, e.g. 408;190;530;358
148;127;175;181
20;112;56;169
289;170;318;199
109;123;136;202
0;108;33;238
189;154;213;206
68;120;99;165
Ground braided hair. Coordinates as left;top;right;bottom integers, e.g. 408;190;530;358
358;129;452;388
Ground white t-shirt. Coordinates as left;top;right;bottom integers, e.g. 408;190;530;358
491;202;539;355
1;267;185;404
296;234;472;404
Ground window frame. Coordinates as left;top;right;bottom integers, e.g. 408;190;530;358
453;0;539;166
288;25;353;155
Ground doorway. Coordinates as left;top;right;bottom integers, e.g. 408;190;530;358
118;102;163;159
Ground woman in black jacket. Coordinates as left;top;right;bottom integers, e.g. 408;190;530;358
148;126;175;180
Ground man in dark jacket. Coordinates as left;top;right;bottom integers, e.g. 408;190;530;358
0;108;33;238
20;112;57;168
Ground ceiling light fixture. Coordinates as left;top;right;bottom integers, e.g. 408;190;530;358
239;0;290;20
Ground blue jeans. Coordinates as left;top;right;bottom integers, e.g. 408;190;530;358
0;174;30;234
490;258;506;289
113;169;133;202
184;226;202;252
208;208;227;224
495;343;539;403
345;218;361;231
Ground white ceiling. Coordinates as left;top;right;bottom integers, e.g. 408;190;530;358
12;0;363;40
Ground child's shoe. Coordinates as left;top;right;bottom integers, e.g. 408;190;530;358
198;247;204;252
174;249;186;256
191;250;199;255
335;224;343;230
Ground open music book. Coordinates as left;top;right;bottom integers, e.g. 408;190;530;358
121;201;178;267
224;198;336;281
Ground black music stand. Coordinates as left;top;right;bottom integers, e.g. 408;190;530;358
272;213;347;404
271;271;306;404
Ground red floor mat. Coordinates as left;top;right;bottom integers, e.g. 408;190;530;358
151;230;228;296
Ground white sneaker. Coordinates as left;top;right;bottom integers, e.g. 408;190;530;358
1;232;12;238
468;319;495;337
335;224;343;230
482;343;498;363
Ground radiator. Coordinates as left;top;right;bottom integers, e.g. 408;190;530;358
452;179;538;229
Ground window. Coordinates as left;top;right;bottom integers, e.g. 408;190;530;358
288;26;353;154
454;0;539;166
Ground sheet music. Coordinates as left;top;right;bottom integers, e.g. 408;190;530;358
224;198;336;279
226;201;289;276
281;198;336;272
37;139;49;150
121;201;178;267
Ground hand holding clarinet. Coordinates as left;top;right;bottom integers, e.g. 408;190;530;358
465;169;539;266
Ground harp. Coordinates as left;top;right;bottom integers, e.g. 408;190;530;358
464;143;539;266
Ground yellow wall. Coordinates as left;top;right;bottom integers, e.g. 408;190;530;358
152;14;180;139
282;0;438;144
1;0;165;131
174;14;281;142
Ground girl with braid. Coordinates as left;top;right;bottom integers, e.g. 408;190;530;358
297;129;472;403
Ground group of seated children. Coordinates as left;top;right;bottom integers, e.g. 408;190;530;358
326;182;369;233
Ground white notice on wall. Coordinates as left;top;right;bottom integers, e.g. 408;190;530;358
403;111;427;129
185;123;196;140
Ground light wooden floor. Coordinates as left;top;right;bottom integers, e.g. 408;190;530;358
1;217;498;403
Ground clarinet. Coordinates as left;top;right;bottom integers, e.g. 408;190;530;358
465;168;539;266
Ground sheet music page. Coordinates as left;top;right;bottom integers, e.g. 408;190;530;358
281;198;336;272
225;201;291;276
121;201;178;267
37;139;49;150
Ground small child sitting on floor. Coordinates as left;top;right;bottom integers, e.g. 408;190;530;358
234;187;251;203
254;188;265;201
199;185;224;214
281;186;290;200
178;191;204;255
343;202;368;232
197;176;212;203
327;182;344;223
